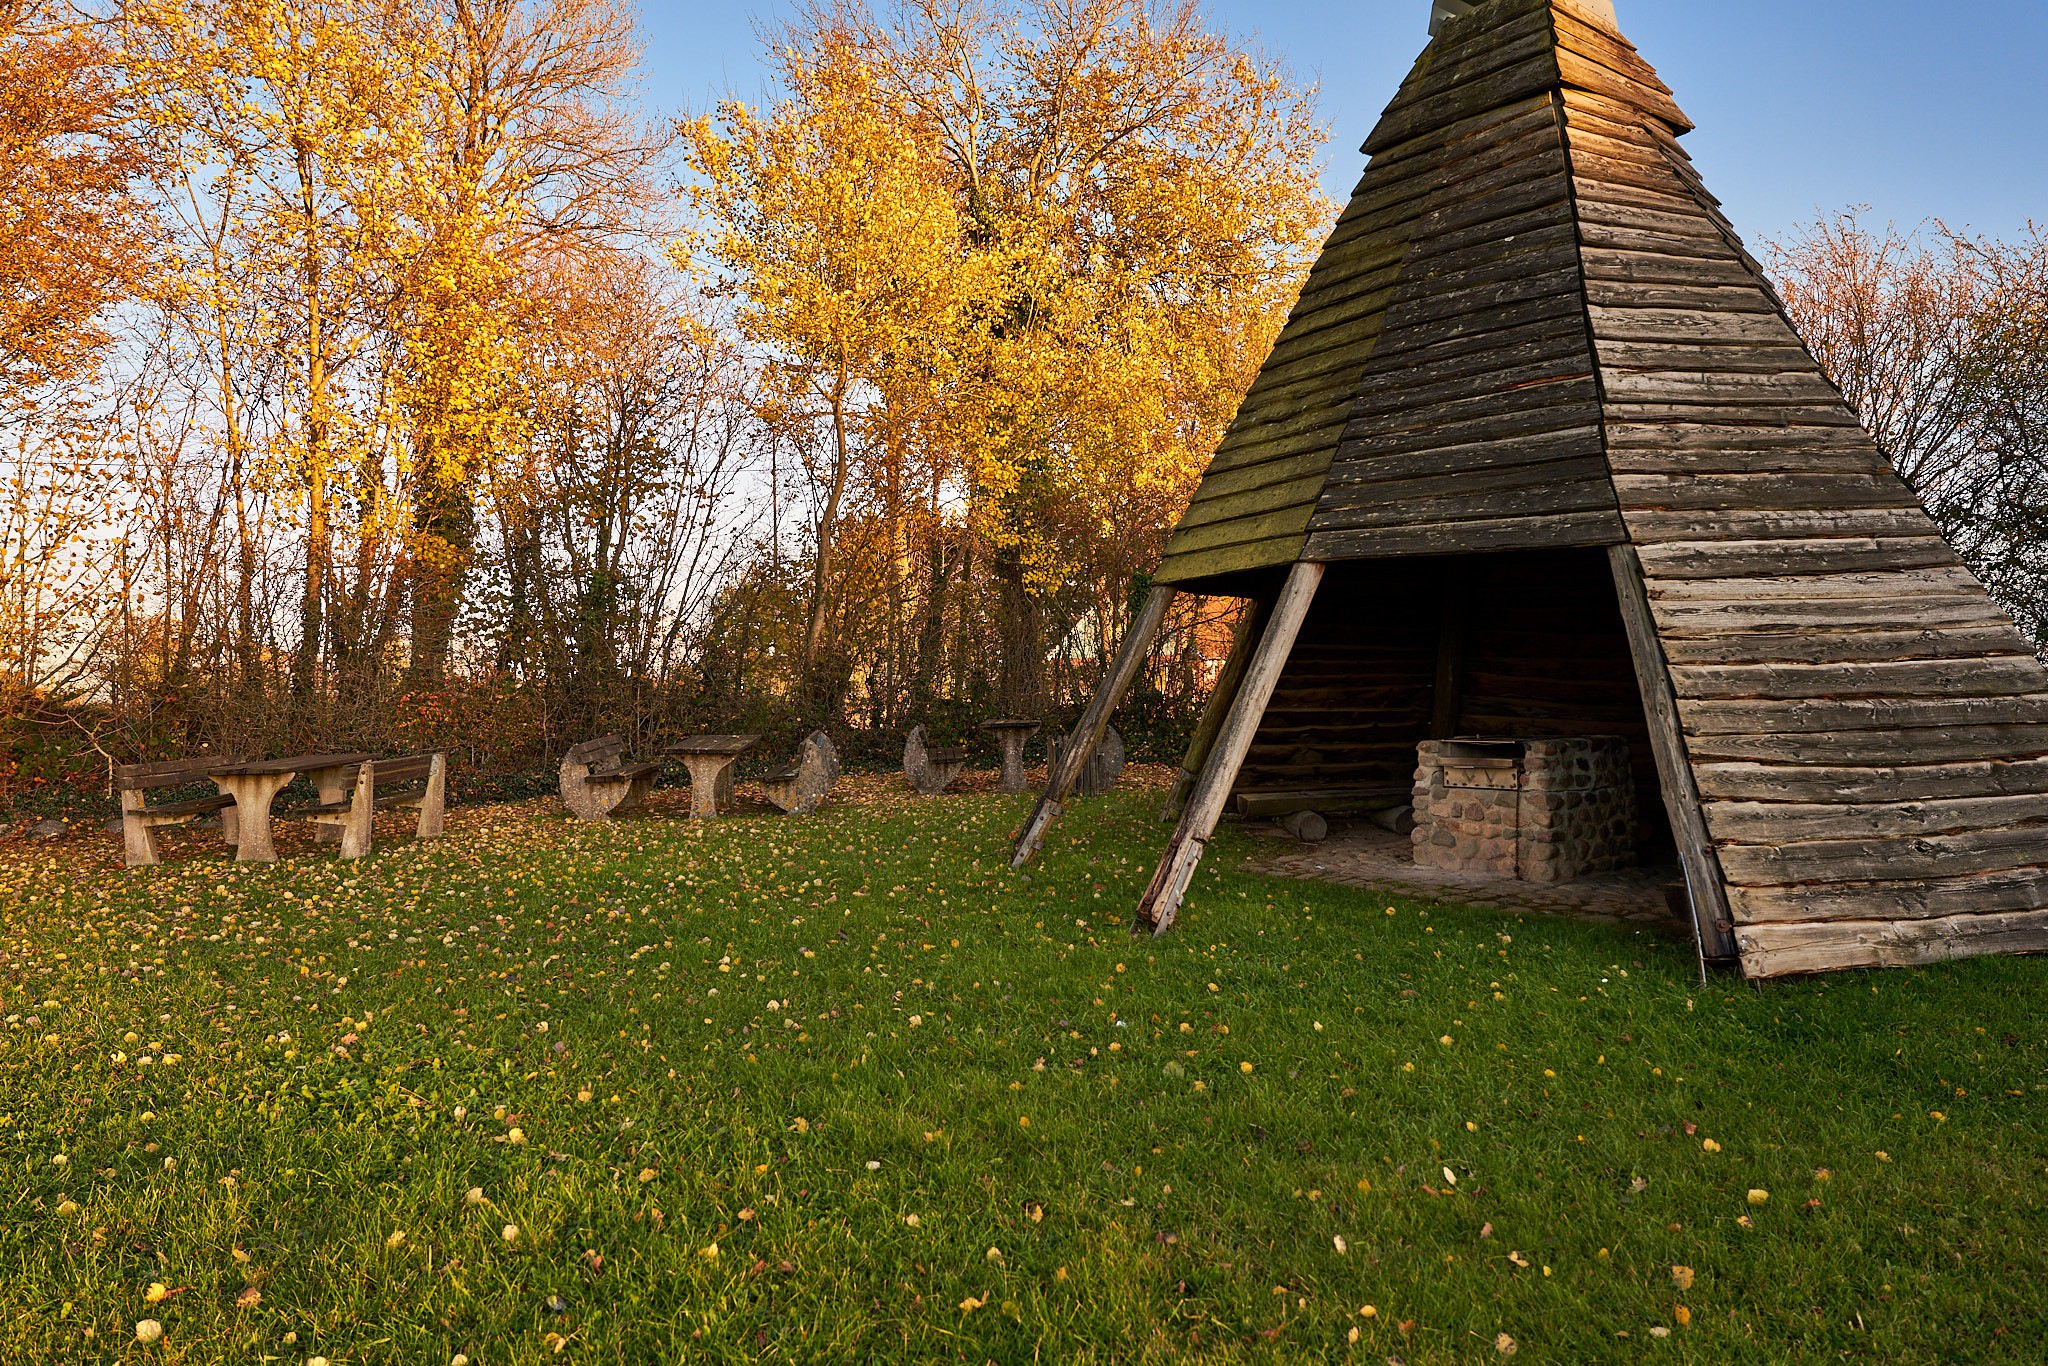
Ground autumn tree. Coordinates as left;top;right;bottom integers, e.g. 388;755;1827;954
688;0;1328;717
387;0;666;688
684;38;966;714
0;1;147;411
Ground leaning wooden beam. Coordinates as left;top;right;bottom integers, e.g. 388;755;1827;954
1607;545;1742;972
1160;597;1269;822
1133;561;1325;936
1010;585;1177;868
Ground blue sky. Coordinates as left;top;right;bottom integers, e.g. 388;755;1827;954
634;0;2046;247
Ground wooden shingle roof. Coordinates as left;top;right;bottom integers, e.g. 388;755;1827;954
1150;0;2048;976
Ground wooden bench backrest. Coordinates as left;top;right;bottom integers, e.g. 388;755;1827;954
566;735;627;766
365;752;441;787
115;757;235;792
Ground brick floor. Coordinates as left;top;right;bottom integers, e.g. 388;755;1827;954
1246;821;1693;937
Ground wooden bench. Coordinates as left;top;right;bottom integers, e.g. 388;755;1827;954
762;730;840;815
903;724;966;796
560;735;661;821
117;757;242;868
282;752;449;858
1048;724;1125;798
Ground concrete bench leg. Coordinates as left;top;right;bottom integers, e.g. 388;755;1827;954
340;764;376;859
314;768;349;843
221;805;240;847
416;754;447;838
120;794;158;869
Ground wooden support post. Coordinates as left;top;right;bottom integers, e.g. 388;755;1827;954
1160;597;1269;822
1607;545;1741;972
1133;561;1325;936
1011;585;1176;869
1430;561;1471;740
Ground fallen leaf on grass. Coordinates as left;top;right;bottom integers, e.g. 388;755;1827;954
1671;1265;1694;1291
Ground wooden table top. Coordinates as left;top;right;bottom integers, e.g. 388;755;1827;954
208;752;375;777
979;719;1042;732
665;734;761;757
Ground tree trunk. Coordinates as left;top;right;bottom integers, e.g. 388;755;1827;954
406;459;476;689
292;146;328;720
993;545;1043;716
798;368;853;707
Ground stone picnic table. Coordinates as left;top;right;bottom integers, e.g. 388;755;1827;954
665;734;761;819
206;752;373;862
978;718;1042;793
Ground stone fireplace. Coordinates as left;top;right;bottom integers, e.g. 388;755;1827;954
1412;737;1636;884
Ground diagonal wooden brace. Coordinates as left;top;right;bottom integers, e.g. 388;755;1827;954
1011;585;1176;869
1607;545;1740;974
1134;562;1325;936
1160;597;1268;823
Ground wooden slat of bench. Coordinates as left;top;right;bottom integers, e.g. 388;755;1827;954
566;736;628;765
586;761;660;781
290;788;431;819
137;793;236;819
116;758;237;792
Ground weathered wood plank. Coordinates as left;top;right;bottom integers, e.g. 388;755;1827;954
1636;537;1957;579
1695;758;2048;804
1620;507;1939;545
1727;869;2048;925
1335;408;1604;469
1685;725;2048;767
1718;825;2048;888
1647;566;1986;602
1671;657;2048;701
1305;510;1625;560
1613;472;1923;513
1580;269;1773;303
1555;46;1690;131
1154;533;1308;587
1160;503;1318;559
1734;909;2048;978
1179;450;1337;508
1365;50;1561;157
1681;694;2048;737
1650;595;2012;635
1323;425;1605;490
1173;473;1333;534
1705;793;2048;844
1607;446;1898;478
1587;305;1798;346
1314;467;1619;526
1600;370;1847;407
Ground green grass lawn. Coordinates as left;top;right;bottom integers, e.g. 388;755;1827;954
3;779;2045;1364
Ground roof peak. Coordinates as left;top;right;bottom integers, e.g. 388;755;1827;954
1430;0;1619;38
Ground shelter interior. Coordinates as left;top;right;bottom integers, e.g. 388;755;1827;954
1222;548;1677;865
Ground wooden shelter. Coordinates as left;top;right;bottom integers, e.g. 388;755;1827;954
1014;0;2048;979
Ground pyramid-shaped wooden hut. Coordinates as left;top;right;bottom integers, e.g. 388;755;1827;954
1014;0;2048;979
